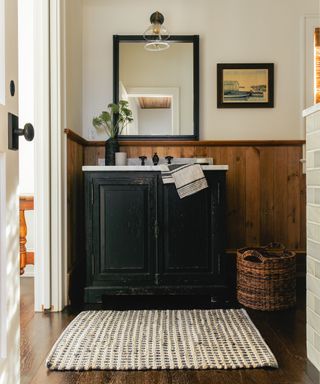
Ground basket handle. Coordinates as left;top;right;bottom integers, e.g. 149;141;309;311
265;242;286;255
241;250;267;263
266;242;285;249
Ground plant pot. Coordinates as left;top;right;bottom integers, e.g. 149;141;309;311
105;137;119;165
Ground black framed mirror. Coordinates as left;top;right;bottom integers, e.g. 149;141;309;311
113;35;199;140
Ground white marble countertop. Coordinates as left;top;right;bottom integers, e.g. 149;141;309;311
82;165;229;171
302;103;320;117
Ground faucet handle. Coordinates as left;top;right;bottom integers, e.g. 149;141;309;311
165;156;173;164
139;156;147;166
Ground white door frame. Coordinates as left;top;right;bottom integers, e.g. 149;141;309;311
304;15;320;110
50;0;68;311
126;87;180;135
33;0;51;312
34;0;67;312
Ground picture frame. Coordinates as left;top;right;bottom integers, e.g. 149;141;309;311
217;63;274;108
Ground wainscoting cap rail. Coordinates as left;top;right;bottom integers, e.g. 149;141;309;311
64;129;306;147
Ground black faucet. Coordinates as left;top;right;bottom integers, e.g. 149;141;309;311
165;156;173;164
152;153;159;165
139;156;147;166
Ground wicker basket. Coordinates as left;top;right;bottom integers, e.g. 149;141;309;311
237;243;296;311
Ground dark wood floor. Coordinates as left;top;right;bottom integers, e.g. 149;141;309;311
21;277;314;384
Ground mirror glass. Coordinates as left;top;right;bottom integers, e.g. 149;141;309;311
114;36;199;140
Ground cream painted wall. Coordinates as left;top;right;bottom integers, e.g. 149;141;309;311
82;0;318;140
65;0;83;135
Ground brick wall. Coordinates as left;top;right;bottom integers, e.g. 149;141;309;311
306;110;320;371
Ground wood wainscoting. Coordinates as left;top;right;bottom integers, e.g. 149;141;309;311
65;129;306;300
66;133;86;305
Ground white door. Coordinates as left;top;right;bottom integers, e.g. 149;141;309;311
0;0;20;382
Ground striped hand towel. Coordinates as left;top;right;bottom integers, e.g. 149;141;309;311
160;164;208;199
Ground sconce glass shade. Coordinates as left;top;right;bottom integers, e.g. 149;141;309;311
143;11;170;52
144;41;170;52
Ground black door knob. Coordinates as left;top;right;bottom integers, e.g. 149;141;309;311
8;113;35;150
16;123;35;142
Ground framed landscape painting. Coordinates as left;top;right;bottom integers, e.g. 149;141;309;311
217;63;274;108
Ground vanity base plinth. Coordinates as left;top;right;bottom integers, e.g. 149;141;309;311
84;285;232;305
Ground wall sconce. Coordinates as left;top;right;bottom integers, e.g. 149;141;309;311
143;11;170;52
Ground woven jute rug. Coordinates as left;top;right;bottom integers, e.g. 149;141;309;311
46;309;278;371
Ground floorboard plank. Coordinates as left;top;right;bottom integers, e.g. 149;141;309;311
20;277;35;329
20;278;315;384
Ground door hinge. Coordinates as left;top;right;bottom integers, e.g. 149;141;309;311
217;182;220;204
91;183;94;205
154;220;159;239
155;273;159;285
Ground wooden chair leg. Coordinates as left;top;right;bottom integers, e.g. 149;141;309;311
20;209;27;275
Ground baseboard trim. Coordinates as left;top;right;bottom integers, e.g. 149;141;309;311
307;360;320;384
67;272;70;306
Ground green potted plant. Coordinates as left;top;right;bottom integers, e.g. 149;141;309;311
92;100;133;165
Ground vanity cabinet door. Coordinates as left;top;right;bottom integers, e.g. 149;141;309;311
85;172;157;293
159;171;226;286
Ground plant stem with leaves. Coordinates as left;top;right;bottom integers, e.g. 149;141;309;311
92;100;133;138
